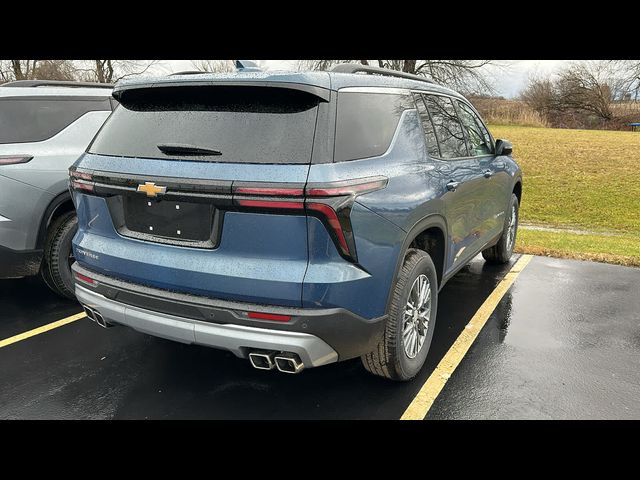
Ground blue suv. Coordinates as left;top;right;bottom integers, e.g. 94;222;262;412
70;64;522;381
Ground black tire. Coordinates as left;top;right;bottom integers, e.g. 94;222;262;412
361;249;438;381
482;194;519;264
40;211;77;299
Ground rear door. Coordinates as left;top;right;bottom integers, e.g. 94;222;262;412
75;85;322;307
421;93;487;271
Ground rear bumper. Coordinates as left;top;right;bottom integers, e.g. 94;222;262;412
72;263;386;365
0;245;43;278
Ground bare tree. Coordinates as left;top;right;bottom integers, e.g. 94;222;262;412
555;62;615;120
609;60;640;101
296;59;497;94
521;74;555;116
74;60;159;83
190;60;235;73
10;60;38;80
32;60;77;81
0;61;14;83
1;60;76;83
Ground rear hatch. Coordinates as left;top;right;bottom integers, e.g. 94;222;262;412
72;84;322;307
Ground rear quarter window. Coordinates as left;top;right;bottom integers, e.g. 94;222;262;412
334;91;413;162
0;97;112;144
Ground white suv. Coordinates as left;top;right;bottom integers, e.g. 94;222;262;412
0;80;114;298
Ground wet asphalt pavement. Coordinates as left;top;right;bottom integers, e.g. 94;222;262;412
1;255;639;419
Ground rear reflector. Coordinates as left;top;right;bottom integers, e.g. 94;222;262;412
74;272;95;285
0;155;33;166
248;312;292;322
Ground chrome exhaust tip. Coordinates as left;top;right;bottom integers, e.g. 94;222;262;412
274;353;305;374
82;305;113;329
93;310;114;328
249;351;277;370
82;305;96;321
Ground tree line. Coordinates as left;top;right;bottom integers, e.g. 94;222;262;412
3;59;638;130
0;60;158;84
520;61;640;129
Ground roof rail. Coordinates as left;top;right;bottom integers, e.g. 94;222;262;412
2;80;114;88
330;63;435;85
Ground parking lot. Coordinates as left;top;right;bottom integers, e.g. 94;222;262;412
1;254;639;419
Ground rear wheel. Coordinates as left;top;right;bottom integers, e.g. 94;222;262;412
362;249;438;381
482;193;519;264
40;211;77;299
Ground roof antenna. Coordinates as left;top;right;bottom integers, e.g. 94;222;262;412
235;60;262;72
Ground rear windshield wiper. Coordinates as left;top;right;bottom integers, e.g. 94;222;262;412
157;143;222;156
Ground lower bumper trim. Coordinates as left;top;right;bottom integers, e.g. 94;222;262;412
76;285;338;367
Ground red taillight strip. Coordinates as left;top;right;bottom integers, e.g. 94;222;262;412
74;272;95;285
307;203;350;254
70;170;93;181
71;180;95;192
248;311;292;322
234;186;304;197
236;199;304;209
305;177;388;197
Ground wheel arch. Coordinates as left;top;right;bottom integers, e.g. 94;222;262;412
36;191;75;250
385;214;449;315
513;178;522;205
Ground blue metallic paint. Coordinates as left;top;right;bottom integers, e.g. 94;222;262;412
72;71;522;338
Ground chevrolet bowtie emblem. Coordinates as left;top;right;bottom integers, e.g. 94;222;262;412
137;182;167;197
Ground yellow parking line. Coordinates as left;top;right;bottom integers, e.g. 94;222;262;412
401;254;533;420
0;312;87;349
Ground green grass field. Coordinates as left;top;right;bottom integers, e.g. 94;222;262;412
488;125;640;266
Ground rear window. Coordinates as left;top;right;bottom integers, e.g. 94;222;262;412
89;86;320;164
334;92;413;162
0;97;111;144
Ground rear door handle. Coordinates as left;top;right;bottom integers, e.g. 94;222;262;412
446;181;460;191
483;170;493;178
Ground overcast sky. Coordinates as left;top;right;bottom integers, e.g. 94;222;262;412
151;60;568;98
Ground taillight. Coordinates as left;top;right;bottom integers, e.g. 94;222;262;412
236;199;304;210
305;177;388;197
306;202;350;254
0;155;33;165
69;168;95;192
234;186;304;197
233;176;387;262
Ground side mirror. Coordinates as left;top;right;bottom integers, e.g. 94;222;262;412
495;139;513;156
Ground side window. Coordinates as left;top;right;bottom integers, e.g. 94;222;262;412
423;95;468;159
0;97;112;144
334;92;413;162
456;100;493;156
412;93;440;158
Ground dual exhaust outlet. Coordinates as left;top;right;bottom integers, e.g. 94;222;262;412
82;305;113;329
249;350;305;374
82;306;303;373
